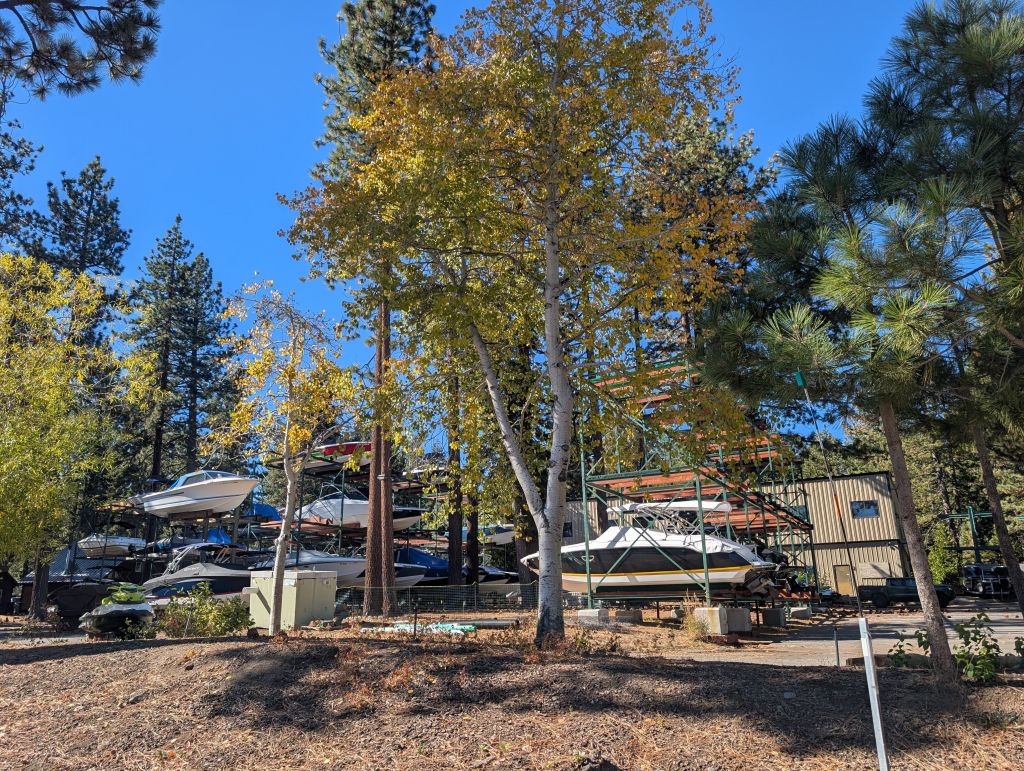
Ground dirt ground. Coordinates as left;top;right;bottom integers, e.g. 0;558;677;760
1;623;1022;771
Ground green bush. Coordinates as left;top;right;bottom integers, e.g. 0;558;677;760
157;582;252;638
953;612;1001;684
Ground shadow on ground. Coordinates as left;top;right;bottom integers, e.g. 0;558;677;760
190;635;989;761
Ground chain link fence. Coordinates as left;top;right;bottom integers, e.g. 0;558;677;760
335;584;593;614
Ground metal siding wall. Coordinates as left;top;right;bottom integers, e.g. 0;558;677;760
812;542;908;587
564;500;601;545
766;473;900;545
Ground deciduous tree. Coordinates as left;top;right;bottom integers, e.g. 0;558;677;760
214;285;358;636
291;0;755;643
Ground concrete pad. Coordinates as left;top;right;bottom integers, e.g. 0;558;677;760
725;607;752;633
608;609;643;624
576;608;608;627
762;607;786;628
693;606;729;635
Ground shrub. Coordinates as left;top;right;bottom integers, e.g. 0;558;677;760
157;582;252;638
953;612;1001;684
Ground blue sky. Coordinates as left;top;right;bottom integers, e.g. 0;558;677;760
12;0;917;336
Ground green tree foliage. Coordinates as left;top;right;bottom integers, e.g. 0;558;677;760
0;1;161;114
0;122;40;248
30;156;129;277
317;0;435;171
291;0;757;643
0;254;106;562
129;216;231;480
313;0;436;616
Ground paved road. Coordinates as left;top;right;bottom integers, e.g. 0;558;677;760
680;598;1024;667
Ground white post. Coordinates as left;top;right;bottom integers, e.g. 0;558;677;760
858;617;889;771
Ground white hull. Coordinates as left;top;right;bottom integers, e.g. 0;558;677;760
78;535;146;558
262;551;366;587
132;477;259;517
559;566;755;593
299;496;421;531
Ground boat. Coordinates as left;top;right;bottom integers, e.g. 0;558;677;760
302;441;372;474
250;550;427;589
79;602;155;635
298;491;423;531
521;525;776;596
481;524;515;546
251;549;367;587
142;562;254;606
129;470;259;518
395;547;517;586
77;534;147;558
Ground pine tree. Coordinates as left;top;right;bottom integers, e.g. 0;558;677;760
0;1;161;115
130;216;193;481
31;157;130;278
315;0;435;617
0;122;41;249
866;0;1024;615
317;0;435;172
166;254;230;472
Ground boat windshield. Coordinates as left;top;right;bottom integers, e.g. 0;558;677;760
321;485;368;502
170;470;235;488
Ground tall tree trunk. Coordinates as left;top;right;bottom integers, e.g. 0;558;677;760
185;333;199;472
29;556;49;621
534;180;572;646
446;371;463;586
363;423;384;616
268;452;299;636
970;421;1024;616
934;445;963;576
378;300;396;616
379;434;396;616
151;337;170;481
466;491;480;585
879;400;958;685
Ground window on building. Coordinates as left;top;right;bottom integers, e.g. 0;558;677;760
563;522;573;538
851;499;880;518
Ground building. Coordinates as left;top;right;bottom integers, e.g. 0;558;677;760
767;471;910;594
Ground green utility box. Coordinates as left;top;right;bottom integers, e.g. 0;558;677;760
247;570;336;631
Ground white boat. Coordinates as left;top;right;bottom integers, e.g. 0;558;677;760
522;525;775;596
299;491;422;531
481;524;515;546
252;549;367;587
77;534;146;558
130;470;259;518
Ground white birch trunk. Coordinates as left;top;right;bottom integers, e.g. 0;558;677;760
268;452;298;636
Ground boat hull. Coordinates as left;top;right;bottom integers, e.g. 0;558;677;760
299;497;421;531
523;526;775;597
77;535;146;558
132;478;259;518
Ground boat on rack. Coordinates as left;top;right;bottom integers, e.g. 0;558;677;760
251;549;367;587
129;470;259;518
250;549;427;588
302;441;372;474
142;562;254;605
77;534;147;558
521;524;776;597
298;491;423;532
395;546;518;586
